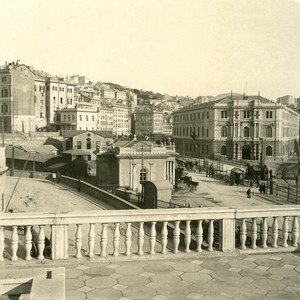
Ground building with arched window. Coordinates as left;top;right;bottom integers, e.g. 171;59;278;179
96;140;178;191
172;94;299;161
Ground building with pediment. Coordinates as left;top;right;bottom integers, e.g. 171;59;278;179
96;140;178;191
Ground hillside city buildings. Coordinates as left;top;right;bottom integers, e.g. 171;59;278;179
1;60;300;166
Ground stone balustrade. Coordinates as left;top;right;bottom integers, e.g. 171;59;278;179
0;206;299;261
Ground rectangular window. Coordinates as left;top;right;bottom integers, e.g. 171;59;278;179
39;86;42;92
72;115;75;121
79;115;82;121
92;116;95;122
207;111;209;119
77;141;82;149
221;111;228;118
244;110;250;118
2;76;6;82
63;115;66;121
53;96;56;103
266;111;273;119
60;97;63;104
68;115;71;121
86;115;88;121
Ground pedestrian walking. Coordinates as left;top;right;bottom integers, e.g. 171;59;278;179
246;188;251;198
52;173;56;184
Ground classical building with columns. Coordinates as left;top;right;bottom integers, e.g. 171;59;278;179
96;140;178;192
172;94;299;161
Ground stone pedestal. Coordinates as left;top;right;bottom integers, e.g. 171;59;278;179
219;219;235;252
51;225;68;259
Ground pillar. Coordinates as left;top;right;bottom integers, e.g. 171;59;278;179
219;219;235;252
51;225;69;259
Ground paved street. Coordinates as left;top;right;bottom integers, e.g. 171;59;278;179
172;171;279;208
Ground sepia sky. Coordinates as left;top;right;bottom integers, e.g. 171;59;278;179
1;0;300;100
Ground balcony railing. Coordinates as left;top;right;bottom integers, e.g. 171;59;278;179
0;206;299;262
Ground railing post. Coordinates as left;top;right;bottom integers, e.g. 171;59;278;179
282;217;289;247
208;220;214;252
100;223;108;257
11;226;18;261
292;216;299;247
251;218;257;249
37;225;45;260
51;225;68;260
25;225;32;261
137;222;144;256
161;221;168;254
88;224;95;258
196;220;203;252
113;223;120;257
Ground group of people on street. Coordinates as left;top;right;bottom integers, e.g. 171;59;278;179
246;181;267;198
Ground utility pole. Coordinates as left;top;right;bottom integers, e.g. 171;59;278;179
11;95;15;176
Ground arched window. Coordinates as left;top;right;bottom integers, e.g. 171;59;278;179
86;138;91;149
221;145;227;155
266;146;272;156
221;126;227;137
266;126;272;138
140;168;148;183
244;126;250;137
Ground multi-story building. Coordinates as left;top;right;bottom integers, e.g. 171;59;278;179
55;103;98;132
0;62;36;133
34;75;47;129
101;88;115;100
172;94;300;161
115;90;127;101
45;76;76;128
134;106;163;137
112;104;129;136
97;105;113;132
277;95;296;107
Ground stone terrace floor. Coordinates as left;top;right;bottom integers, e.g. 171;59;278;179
3;252;299;300
64;252;300;299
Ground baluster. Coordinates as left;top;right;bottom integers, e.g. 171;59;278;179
272;217;278;248
161;221;168;254
239;219;247;250
0;227;4;261
125;223;132;256
261;217;268;249
113;223;120;257
75;224;82;258
184;221;191;253
292;216;299;247
208;220;214;252
25;226;32;261
173;221;180;253
101;223;108;257
37;225;46;260
149;222;157;255
196;220;203;252
11;226;18;261
137;222;144;256
282;216;289;247
88;223;95;258
251;218;257;249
